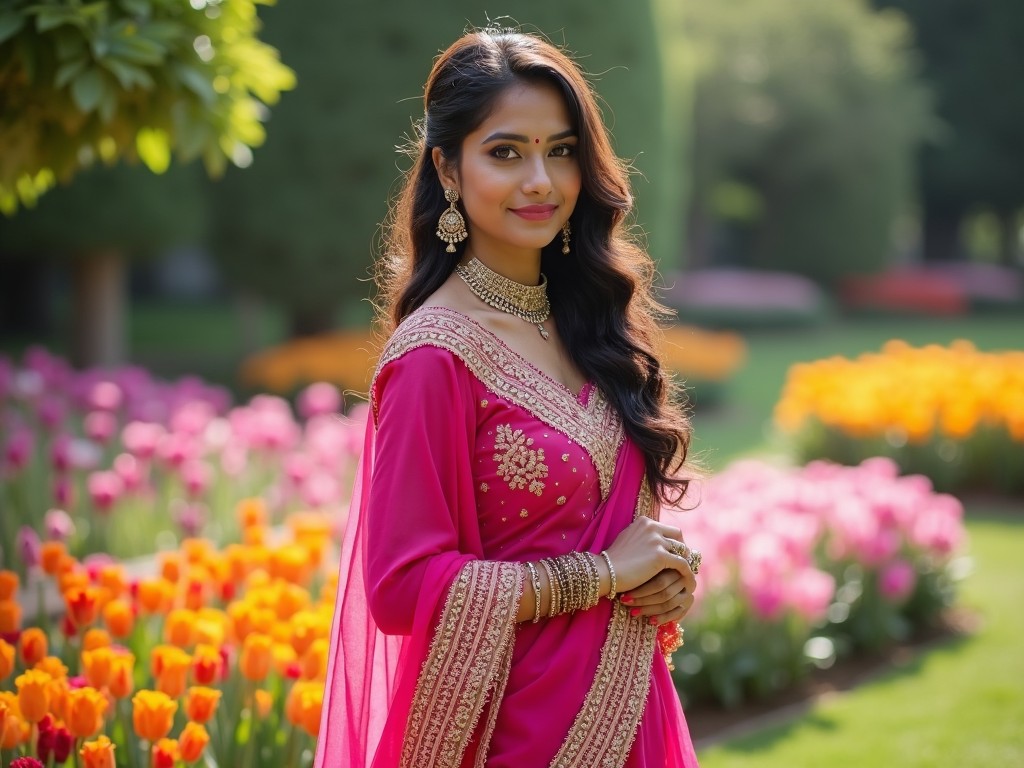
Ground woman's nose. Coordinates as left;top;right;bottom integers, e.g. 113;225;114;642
521;157;553;195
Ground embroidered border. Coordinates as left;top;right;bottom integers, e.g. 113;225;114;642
401;560;524;768
373;308;624;500
548;479;658;768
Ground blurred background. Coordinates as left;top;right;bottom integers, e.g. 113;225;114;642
0;1;1022;766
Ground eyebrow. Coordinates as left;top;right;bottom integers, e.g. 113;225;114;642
481;128;578;144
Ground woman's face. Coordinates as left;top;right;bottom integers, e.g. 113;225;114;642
435;79;581;261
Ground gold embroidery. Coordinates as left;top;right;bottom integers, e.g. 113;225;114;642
519;509;529;518
493;424;549;496
561;453;570;462
480;399;488;407
548;478;658;768
401;560;524;768
372;307;623;499
480;482;489;493
557;496;566;505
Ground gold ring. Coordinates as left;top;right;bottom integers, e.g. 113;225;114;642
686;549;701;575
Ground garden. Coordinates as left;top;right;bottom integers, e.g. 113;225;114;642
2;308;1022;767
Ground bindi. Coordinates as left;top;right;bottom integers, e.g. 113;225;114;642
535;138;540;143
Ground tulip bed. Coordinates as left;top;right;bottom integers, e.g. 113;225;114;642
0;346;972;765
774;340;1024;494
1;347;363;562
1;500;335;768
669;457;966;707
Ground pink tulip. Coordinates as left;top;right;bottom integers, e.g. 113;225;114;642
298;382;342;419
171;499;207;537
787;568;835;623
3;426;34;473
301;471;341;508
113;453;146;492
53;475;76;508
50;433;72;472
44;509;75;541
88;380;123;411
17;526;41;568
181;459;213;498
84;410;118;444
122;421;165;460
878;560;916;603
87;470;124;513
747;581;786;621
35;395;66;431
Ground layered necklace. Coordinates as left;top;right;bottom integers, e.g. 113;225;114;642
455;257;551;340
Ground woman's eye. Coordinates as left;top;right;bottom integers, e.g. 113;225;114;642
491;145;520;160
551;144;575;157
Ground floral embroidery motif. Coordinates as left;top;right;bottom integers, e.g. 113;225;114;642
493;424;548;496
372;307;624;500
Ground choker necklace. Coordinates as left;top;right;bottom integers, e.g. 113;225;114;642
456;257;551;340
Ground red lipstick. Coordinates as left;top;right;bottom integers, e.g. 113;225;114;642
510;204;557;221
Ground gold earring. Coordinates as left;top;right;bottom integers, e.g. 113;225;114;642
437;189;468;253
561;221;571;255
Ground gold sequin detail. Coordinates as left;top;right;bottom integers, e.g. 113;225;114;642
372;307;624;500
562;453;570;462
557;496;566;505
493;424;548;496
519;509;529;518
479;482;489;493
480;399;488;408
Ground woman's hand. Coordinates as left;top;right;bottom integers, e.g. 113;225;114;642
618;569;696;627
603;516;695;595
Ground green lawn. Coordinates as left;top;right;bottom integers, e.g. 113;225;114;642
692;313;1024;766
696;506;1024;767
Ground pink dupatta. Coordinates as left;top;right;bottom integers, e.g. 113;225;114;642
315;308;698;768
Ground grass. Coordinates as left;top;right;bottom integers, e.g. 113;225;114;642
696;506;1024;767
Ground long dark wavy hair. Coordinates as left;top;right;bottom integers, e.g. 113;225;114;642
377;27;693;504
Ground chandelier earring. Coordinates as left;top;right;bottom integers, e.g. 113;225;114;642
436;189;468;253
561;220;572;255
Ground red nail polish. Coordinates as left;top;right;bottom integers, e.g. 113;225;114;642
620;595;633;603
630;608;641;617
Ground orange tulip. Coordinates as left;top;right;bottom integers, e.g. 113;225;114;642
0;600;22;634
0;692;29;748
83;628;112;651
240;632;273;682
152;738;179;768
58;568;89;595
286;680;323;737
19;627;48;666
160;553;182;584
0;571;18;600
137;578;174;615
34;656;69;679
102;598;134;638
98;565;127;597
272;642;297;678
184;687;221;724
66;686;108;738
108;652;136;700
132;690;178;742
40;542;67;575
80;734;116;768
47;675;70;723
153;646;192;699
65;585;100;628
190;644;222;686
236;497;267;528
15;669;51;722
178;721;210;763
301;638;329;680
0;638;14;680
193;610;227;647
81;647;114;689
254;689;273;718
164;609;197;648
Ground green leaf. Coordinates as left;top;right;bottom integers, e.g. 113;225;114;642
109;34;165;65
70;67;106;112
55;57;89;89
101;56;154;90
119;0;152;16
0;11;27;46
173;63;217;105
33;8;86;33
136;127;170;173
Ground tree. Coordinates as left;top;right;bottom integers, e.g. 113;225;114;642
210;1;684;337
683;0;934;284
874;0;1024;264
0;0;294;364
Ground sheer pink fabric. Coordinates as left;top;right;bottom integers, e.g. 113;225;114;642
315;308;699;767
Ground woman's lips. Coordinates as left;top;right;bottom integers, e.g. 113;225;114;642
510;204;557;221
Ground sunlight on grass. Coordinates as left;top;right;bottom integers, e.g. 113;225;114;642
696;507;1024;767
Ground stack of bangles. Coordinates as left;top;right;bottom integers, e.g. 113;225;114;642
523;551;618;624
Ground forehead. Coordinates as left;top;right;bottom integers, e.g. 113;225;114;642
472;80;574;137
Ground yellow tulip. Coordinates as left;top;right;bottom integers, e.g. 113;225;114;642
80;734;116;768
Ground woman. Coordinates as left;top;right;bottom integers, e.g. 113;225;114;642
316;26;701;768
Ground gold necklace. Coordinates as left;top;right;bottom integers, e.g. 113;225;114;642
455;257;551;340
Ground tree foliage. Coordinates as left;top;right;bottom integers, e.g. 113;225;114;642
210;2;679;335
0;0;296;214
684;0;934;284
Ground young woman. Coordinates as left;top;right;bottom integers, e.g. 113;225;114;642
316;26;701;768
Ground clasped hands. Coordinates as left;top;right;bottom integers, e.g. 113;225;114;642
604;517;697;628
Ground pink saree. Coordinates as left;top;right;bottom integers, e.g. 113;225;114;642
315;307;699;768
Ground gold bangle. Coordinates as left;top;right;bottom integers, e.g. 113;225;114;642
525;561;542;624
584;552;601;609
600;550;617;601
540;559;560;617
